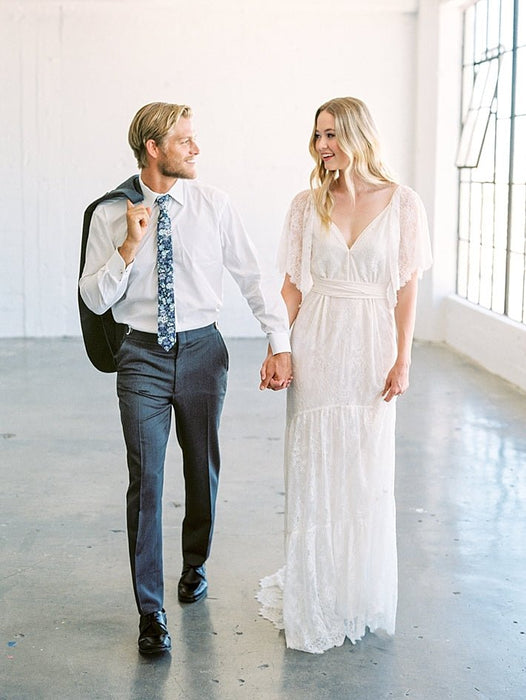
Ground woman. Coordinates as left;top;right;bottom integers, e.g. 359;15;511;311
257;97;432;653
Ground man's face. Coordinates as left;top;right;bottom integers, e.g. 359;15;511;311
156;117;200;179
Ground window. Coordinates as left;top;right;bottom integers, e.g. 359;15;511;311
457;0;526;323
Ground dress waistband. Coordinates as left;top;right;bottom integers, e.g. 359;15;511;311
312;278;387;299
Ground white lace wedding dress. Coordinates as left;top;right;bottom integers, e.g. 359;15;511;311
257;185;432;653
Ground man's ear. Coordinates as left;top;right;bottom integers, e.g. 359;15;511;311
145;139;159;160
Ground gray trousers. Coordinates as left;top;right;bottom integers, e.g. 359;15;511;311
115;323;228;614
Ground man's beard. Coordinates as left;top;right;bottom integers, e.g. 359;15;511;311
159;158;195;180
160;165;189;178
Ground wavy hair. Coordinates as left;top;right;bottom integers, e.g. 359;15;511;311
128;102;193;169
309;97;396;227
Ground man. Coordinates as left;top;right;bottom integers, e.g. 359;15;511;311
79;102;291;655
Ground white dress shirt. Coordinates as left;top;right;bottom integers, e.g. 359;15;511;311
79;177;291;354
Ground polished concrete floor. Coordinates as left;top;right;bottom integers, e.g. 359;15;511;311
1;337;525;700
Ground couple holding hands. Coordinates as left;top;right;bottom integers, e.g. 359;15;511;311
79;97;431;656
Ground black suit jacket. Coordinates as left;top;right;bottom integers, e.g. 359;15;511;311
78;175;144;372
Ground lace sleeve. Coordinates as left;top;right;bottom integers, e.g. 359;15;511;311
277;190;313;293
398;186;433;288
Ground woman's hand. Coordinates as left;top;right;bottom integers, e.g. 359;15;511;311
383;271;418;402
382;359;410;402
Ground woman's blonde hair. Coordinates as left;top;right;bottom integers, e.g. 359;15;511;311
309;97;396;227
128;102;193;169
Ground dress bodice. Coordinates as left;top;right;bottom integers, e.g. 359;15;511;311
277;184;432;309
310;194;397;286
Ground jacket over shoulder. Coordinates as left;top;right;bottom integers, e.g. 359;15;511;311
78;175;143;373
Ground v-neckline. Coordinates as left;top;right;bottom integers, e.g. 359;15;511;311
331;185;400;251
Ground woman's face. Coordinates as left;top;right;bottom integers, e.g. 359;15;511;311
314;110;350;171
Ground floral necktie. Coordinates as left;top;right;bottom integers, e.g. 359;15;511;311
156;194;176;351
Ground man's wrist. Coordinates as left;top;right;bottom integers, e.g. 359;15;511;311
268;332;291;355
118;240;138;266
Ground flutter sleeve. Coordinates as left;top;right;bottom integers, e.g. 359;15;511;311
398;186;433;289
277;189;314;294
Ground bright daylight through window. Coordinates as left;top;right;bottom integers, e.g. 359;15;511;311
457;0;526;323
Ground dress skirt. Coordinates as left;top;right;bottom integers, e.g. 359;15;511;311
257;282;398;654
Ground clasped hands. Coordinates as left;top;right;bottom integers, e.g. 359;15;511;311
259;350;293;391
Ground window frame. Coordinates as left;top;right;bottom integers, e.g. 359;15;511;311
456;0;525;323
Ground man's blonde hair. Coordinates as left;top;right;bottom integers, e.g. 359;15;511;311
309;97;396;227
128;102;193;169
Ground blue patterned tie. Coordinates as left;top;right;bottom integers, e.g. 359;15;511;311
156;195;176;351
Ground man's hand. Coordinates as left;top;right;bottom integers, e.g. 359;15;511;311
118;200;152;265
259;352;293;391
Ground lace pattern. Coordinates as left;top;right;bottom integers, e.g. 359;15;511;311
257;405;398;654
277;190;314;294
259;184;431;654
387;186;432;306
277;185;432;306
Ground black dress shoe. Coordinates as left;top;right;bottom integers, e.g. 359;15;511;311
138;609;172;655
178;564;207;603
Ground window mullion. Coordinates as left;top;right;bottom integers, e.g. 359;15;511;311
504;0;519;316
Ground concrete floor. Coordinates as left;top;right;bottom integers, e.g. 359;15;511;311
1;337;525;700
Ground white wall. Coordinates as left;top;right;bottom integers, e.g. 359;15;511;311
444;296;526;390
412;0;460;343
1;0;420;339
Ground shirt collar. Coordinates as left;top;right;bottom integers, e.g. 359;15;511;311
139;176;185;207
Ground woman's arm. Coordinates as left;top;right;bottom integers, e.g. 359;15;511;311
259;274;302;390
382;272;418;402
281;274;303;327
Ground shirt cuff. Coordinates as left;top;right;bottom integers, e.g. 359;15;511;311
110;249;133;279
268;332;291;355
